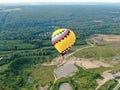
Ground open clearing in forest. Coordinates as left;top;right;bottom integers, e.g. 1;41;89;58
90;34;120;42
2;8;22;12
37;34;120;90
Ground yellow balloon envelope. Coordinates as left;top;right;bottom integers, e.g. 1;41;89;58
51;28;76;56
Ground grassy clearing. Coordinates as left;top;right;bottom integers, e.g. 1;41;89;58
72;65;120;90
70;45;88;52
25;64;56;87
0;64;9;73
98;80;118;90
88;66;110;74
52;77;75;90
110;64;120;73
72;66;103;90
88;62;120;75
0;63;56;90
106;41;120;46
74;45;120;60
0;46;57;90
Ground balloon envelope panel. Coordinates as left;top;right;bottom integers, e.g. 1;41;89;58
51;28;76;55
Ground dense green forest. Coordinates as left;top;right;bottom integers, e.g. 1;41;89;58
0;5;120;49
0;4;120;90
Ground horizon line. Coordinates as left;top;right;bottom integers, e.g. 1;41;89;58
1;2;120;3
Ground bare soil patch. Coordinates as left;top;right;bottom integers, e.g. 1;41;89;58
54;62;77;79
91;34;120;42
96;70;114;90
2;8;22;12
59;83;73;90
66;57;112;69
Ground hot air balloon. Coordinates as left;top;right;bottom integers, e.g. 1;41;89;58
51;28;76;56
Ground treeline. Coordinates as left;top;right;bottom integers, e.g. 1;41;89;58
0;47;57;90
0;4;120;90
0;47;57;66
0;5;120;51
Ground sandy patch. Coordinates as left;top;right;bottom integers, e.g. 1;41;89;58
59;83;72;90
66;57;112;69
91;34;120;42
113;72;120;78
95;70;115;90
43;56;112;69
51;56;112;80
42;56;64;66
54;62;77;79
75;60;111;69
2;8;22;12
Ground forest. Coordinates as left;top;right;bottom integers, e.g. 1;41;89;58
0;4;120;90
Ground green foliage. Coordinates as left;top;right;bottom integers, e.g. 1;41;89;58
0;40;37;51
0;4;120;90
0;47;57;66
72;66;103;90
52;78;68;90
98;80;118;90
52;77;77;90
0;47;57;90
0;5;120;51
25;65;56;87
74;46;120;60
88;67;110;74
0;64;56;90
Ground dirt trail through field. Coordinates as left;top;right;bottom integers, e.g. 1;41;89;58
114;79;120;90
43;41;111;80
95;70;114;90
52;42;94;80
43;40;114;90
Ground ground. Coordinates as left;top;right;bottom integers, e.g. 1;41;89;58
43;34;120;90
1;34;120;90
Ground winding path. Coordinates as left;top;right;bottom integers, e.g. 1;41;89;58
113;79;120;90
52;41;94;90
95;70;114;90
51;39;120;90
53;40;94;80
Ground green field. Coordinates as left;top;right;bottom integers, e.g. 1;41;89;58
98;80;118;90
1;40;120;90
25;64;56;90
0;4;120;90
0;63;56;90
74;45;120;60
0;47;57;90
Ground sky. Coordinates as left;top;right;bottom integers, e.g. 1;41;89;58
0;0;120;3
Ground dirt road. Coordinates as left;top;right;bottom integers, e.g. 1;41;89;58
95;70;114;90
114;79;120;90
